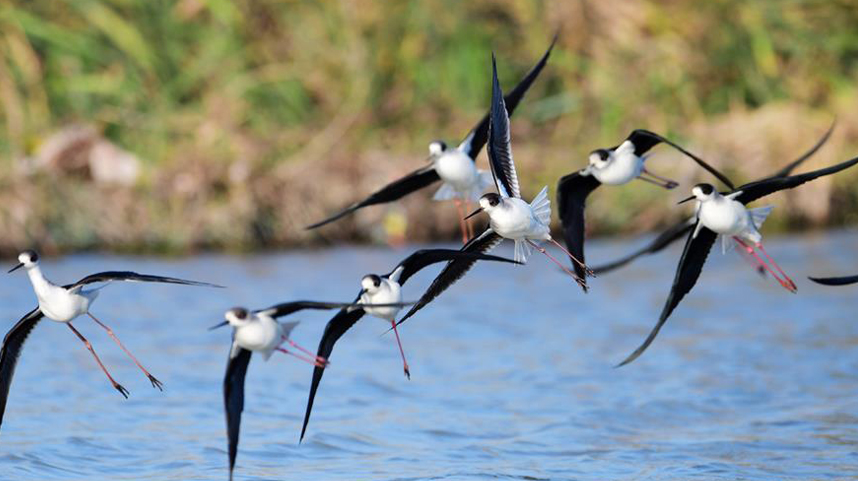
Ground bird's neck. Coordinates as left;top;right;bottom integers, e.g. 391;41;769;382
26;265;52;296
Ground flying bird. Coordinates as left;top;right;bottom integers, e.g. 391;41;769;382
556;130;734;290
0;250;220;431
212;300;409;481
299;248;518;441
617;153;858;367
589;122;836;275
307;36;557;243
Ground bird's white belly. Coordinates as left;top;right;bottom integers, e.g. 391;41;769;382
234;322;280;352
361;284;402;321
38;290;90;323
435;151;478;191
594;155;642;185
699;200;751;236
490;199;547;240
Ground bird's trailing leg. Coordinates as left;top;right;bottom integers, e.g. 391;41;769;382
527;240;588;289
453;199;469;244
638;168;679;189
88;312;163;390
547;238;595;277
733;237;796;292
67;323;130;398
283;336;328;366
756;242;797;292
390;320;411;380
277;348;327;367
735;243;767;277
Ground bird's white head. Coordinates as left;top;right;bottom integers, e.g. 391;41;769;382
428;140;447;156
225;307;252;327
691;183;716;201
360;274;382;295
464;192;501;221
8;250;39;273
588;149;612;169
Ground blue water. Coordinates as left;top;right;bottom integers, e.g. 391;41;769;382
0;231;856;480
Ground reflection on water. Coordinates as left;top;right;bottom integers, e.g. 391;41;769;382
0;230;856;480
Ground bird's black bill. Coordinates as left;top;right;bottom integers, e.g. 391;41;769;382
677;196;695;205
7;263;23;273
463;207;484;220
208;321;229;331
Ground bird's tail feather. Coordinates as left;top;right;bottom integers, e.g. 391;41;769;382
530;186;551;225
750;205;774;229
514;239;534;263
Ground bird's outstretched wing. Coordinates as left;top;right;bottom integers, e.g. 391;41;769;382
69;271;222;289
616;224;717;367
390;248;519;285
486;54;521;198
733;155;858;205
628;129;735;189
591;218;696;275
300;298;365;442
556;171;602;290
394;229;505;327
459;35;557;160
770;120;836;177
808;274;858;286
0;308;44;430
306;165;441;229
223;346;252;481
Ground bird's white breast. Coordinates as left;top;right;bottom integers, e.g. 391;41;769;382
489;198;548;240
593;150;643;185
698;198;752;236
37;287;92;323
435;150;479;191
234;318;281;354
361;280;402;321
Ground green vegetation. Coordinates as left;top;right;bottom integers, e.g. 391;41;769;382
1;0;857;254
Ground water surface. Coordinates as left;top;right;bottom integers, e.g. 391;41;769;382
0;231;856;480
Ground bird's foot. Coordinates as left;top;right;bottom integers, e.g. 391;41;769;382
780;277;798;293
148;374;164;391
403;364;411;380
114;383;130;399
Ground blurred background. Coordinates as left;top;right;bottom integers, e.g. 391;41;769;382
1;0;857;255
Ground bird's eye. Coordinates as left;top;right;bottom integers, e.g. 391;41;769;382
374;280;381;287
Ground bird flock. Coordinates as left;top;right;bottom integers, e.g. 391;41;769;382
1;35;857;480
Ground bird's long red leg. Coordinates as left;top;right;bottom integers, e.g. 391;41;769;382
734;242;767;277
641;168;679;189
527;240;587;289
277;348;326;367
67;323;129;398
283;337;328;365
756;242;797;291
733;237;796;292
637;174;678;190
454;199;469;244
88;313;162;390
390;320;411;380
547;238;594;277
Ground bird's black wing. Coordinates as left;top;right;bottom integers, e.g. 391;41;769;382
734;155;858;205
629;129;735;189
394;230;505;327
69;271;222;289
459;35;557;160
556;171;602;290
392;248;519;285
256;301;365;318
0;308;44;430
591;218;696;275
306;166;441;229
770;121;836;177
224;346;252;481
486;54;521;198
616;224;717;367
300;298;365;442
808;275;858;286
